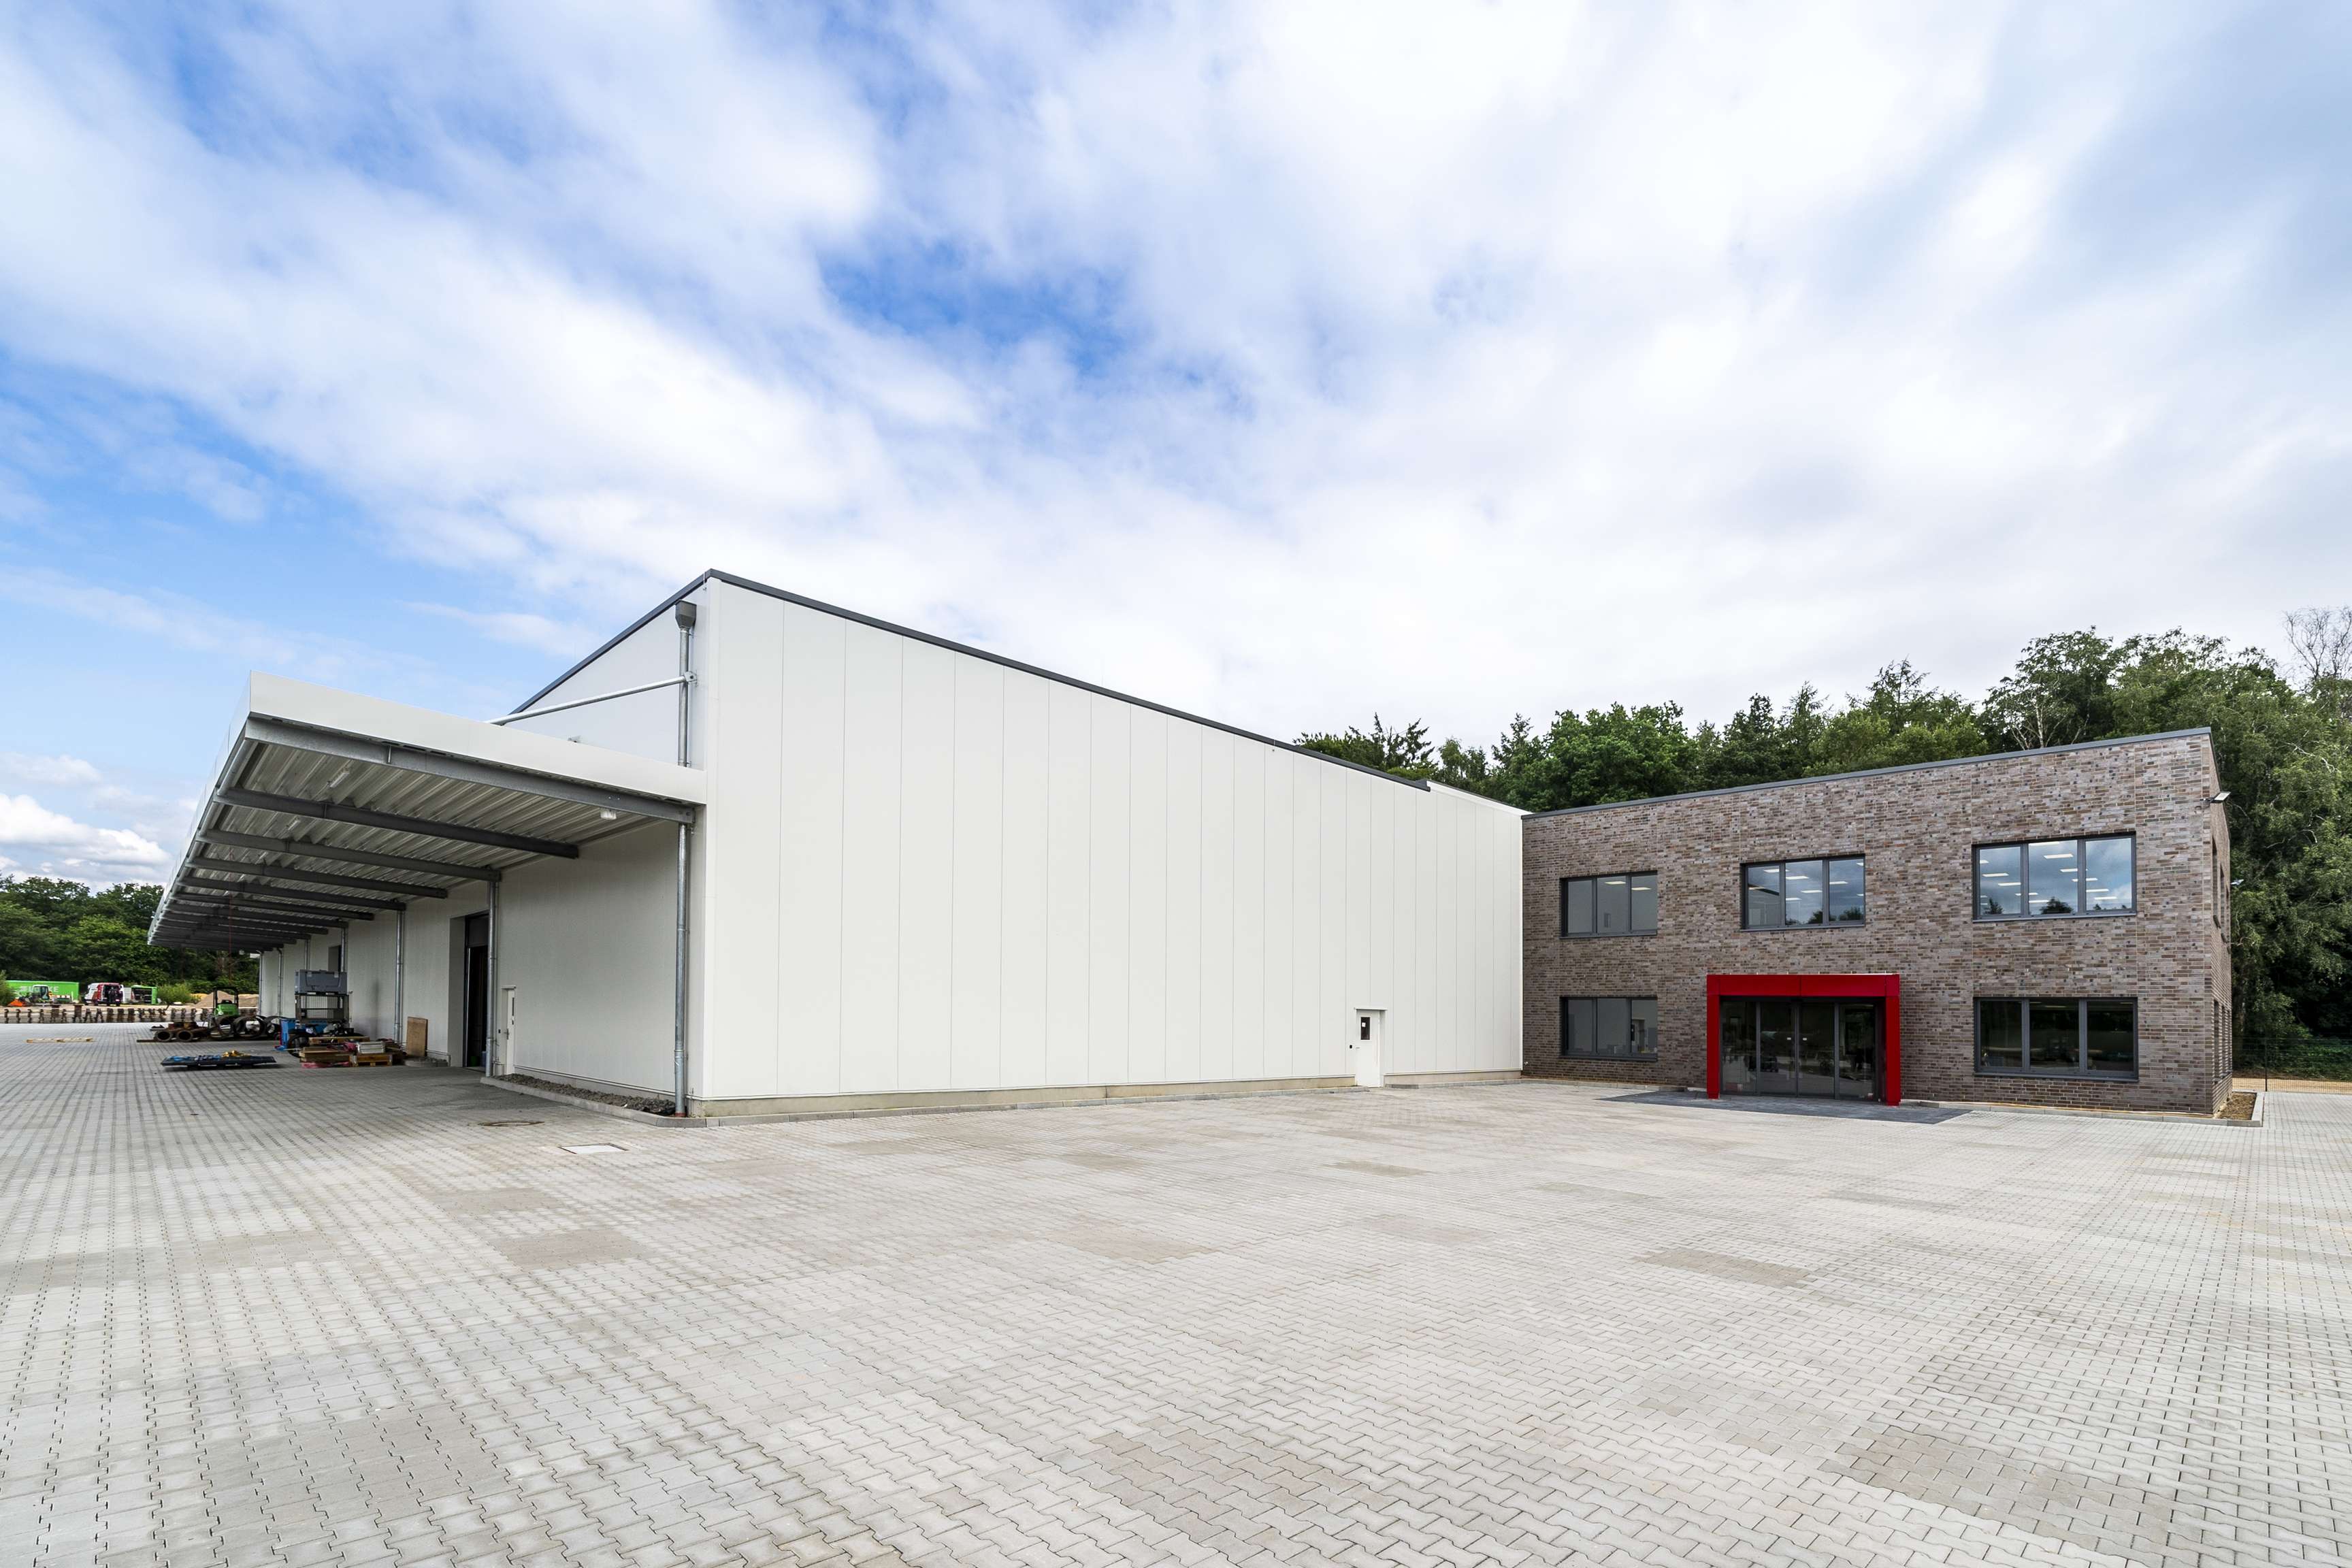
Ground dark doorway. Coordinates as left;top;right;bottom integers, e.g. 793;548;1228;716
1719;996;1880;1100
461;912;490;1071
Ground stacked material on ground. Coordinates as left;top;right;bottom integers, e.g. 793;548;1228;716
161;1051;283;1071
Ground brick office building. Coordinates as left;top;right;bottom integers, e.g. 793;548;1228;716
1521;729;2233;1114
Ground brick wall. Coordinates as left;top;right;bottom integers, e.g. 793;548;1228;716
1521;732;2232;1114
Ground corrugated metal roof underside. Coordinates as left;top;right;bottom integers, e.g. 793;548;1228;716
152;734;679;951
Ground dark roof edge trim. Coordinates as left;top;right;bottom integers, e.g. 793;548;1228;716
513;571;713;713
513;568;1433;794
1520;728;2218;820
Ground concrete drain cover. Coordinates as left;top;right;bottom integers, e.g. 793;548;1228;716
560;1143;625;1155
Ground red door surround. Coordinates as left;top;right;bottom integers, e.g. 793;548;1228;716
1705;973;1902;1105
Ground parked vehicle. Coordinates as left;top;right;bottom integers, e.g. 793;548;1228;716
82;982;160;1006
6;980;80;1005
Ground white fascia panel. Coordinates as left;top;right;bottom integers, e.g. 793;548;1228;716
246;673;706;806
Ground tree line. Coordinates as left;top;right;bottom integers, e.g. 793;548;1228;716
0;878;258;998
1300;612;2352;1043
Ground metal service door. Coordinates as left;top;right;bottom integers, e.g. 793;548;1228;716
1352;1011;1385;1088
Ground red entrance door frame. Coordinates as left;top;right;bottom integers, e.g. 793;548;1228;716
1705;973;1902;1105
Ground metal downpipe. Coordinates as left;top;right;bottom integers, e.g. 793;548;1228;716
485;881;501;1077
674;822;691;1116
672;598;697;1117
392;905;406;1053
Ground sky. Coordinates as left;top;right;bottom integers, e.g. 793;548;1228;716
1;1;2347;885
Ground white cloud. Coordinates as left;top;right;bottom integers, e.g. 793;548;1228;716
406;603;594;657
0;566;451;695
0;753;103;789
0;0;2342;751
0;793;168;881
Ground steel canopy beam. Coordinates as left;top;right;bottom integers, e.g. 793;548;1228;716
169;889;372;915
215;787;581;858
186;865;412;908
184;870;403;912
188;853;448;899
162;932;316;947
159;926;319;942
158;906;333;929
158;930;324;946
196;828;500;883
168;893;374;922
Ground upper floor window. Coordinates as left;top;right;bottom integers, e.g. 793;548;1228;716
1561;873;1657;937
1976;834;2134;919
1742;857;1865;929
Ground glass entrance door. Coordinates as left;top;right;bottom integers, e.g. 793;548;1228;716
1719;996;1879;1100
1835;1001;1878;1098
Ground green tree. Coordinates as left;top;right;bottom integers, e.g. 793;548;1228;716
1808;662;1985;776
1295;715;1437;779
1981;630;2128;751
0;898;54;977
3;877;95;927
60;917;152;983
1501;703;1696;812
1433;737;1490;794
0;874;256;991
1694;686;1830;789
2096;632;2352;1040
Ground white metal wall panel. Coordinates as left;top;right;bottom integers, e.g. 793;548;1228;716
1198;730;1235;1083
1411;799;1430;1081
897;642;957;1093
1085;694;1131;1086
1260;755;1296;1080
1164;720;1203;1084
506;605;689;762
1318;768;1347;1078
1230;742;1266;1083
776;605;847;1097
999;670;1051;1088
1043;682;1092;1085
837;621;904;1096
504;823;677;1092
342;917;393;1037
949;657;1006;1090
706;589;786;1098
1127;708;1169;1086
687;578;1523;1104
1287;756;1320;1078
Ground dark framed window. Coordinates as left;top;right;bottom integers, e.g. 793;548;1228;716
1560;873;1657;936
1975;997;2136;1079
1740;856;1864;929
1975;834;2134;919
1561;996;1659;1060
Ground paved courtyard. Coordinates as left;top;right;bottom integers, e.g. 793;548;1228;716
3;1026;2348;1568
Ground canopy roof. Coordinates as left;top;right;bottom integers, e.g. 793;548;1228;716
150;674;705;952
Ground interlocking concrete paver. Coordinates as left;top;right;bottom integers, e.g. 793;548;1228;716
2;1026;2348;1565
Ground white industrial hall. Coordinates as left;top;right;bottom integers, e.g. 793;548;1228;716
152;571;1527;1115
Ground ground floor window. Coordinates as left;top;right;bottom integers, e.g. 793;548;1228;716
1563;996;1658;1060
1976;996;2136;1079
